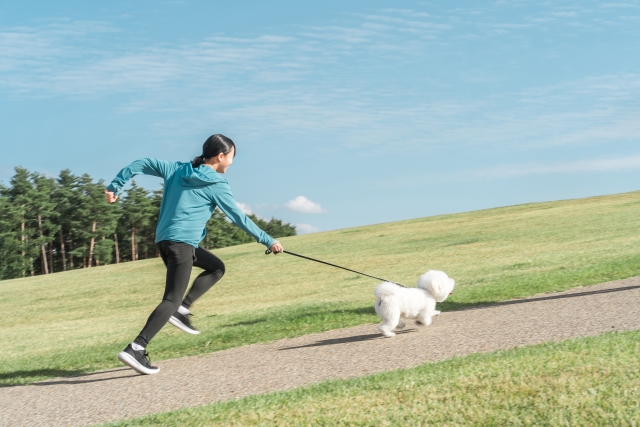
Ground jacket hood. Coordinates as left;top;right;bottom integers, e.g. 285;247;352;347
180;163;227;187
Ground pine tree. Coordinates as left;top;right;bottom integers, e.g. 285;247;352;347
93;238;115;266
120;181;153;262
67;174;120;268
0;189;23;280
67;174;94;268
53;170;78;271
249;215;296;239
84;178;119;267
205;209;241;249
137;188;163;258
31;173;60;274
7;168;39;276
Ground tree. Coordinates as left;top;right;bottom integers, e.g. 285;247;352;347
205;209;241;249
67;174;94;268
7;168;39;276
204;211;297;250
53;170;78;271
252;215;297;239
119;181;153;262
93;238;115;266
83;177;119;267
68;174;120;268
31;173;60;274
0;189;23;280
138;188;163;258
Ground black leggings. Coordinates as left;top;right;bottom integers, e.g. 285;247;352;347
134;240;225;347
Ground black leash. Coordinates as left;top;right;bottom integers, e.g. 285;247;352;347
266;248;407;288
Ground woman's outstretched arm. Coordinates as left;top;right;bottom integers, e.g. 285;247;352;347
105;158;174;196
211;182;281;251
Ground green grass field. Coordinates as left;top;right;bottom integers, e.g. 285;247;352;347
2;191;640;386
102;330;640;427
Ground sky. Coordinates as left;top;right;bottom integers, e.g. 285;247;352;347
1;1;640;234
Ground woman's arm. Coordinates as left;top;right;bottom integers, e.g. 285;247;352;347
211;183;277;249
106;158;174;196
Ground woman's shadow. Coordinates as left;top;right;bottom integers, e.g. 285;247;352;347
2;368;139;388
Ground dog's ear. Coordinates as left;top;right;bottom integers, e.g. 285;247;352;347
430;279;442;295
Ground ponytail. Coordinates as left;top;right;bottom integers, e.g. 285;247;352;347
192;134;236;167
192;155;206;168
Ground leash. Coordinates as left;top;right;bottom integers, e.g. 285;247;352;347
265;248;407;288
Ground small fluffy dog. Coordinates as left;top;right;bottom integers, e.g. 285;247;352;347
374;270;455;337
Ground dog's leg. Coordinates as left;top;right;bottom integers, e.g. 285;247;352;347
396;320;406;330
416;310;433;326
377;301;400;337
378;326;396;337
433;310;441;316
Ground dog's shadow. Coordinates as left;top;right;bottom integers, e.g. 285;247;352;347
278;328;417;351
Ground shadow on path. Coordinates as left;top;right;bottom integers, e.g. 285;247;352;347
443;284;640;312
34;370;140;386
1;369;85;388
278;329;417;351
1;367;137;388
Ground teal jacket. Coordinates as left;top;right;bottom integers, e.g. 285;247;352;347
107;158;275;249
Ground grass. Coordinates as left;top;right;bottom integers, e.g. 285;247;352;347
2;191;640;386
102;330;640;427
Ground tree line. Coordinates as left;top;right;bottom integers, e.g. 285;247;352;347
0;167;296;280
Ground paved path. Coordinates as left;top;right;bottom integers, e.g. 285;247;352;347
2;277;640;427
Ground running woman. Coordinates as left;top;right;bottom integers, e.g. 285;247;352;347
104;134;283;375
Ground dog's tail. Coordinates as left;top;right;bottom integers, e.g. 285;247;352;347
374;282;399;300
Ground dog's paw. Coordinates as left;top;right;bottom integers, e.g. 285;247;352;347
433;310;441;316
378;324;396;337
396;321;406;330
416;318;433;326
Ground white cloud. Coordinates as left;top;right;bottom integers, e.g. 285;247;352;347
285;196;325;214
295;223;321;234
235;202;253;215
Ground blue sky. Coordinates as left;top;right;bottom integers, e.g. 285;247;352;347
1;1;640;233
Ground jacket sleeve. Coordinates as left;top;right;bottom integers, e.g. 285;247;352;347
106;158;174;196
211;182;275;248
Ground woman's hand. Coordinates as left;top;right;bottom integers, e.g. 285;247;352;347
270;241;284;254
105;189;118;203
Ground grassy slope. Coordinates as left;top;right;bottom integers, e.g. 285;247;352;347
104;330;640;427
2;191;640;386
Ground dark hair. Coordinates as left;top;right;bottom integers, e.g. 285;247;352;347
192;134;236;167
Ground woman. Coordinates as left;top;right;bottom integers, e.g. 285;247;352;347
105;134;283;375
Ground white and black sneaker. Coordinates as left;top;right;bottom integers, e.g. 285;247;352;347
117;344;160;375
169;312;201;335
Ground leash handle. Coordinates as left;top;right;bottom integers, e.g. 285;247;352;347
265;248;407;287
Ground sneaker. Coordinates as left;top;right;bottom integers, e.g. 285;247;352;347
117;344;160;375
169;312;201;335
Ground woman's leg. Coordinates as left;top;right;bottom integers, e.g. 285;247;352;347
133;241;195;347
181;246;225;309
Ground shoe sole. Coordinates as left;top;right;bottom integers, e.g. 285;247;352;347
169;315;201;335
117;351;160;375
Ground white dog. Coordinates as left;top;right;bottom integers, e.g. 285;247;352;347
374;270;455;337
